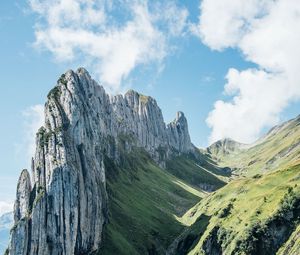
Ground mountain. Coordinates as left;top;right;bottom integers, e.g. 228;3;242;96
7;68;300;255
0;212;13;254
170;164;300;254
7;68;225;255
206;116;300;177
168;118;300;254
206;138;248;163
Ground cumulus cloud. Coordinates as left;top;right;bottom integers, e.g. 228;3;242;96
195;0;300;144
22;104;44;159
29;0;188;93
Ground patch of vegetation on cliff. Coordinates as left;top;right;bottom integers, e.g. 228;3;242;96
47;86;61;100
47;74;67;100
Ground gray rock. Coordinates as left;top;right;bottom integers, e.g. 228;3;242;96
167;111;193;153
10;170;31;255
13;170;31;222
8;68;195;255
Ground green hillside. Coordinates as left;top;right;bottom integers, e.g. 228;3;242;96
207;116;300;177
97;116;300;254
166;155;227;191
99;149;225;254
171;164;300;255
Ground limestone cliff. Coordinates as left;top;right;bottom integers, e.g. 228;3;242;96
8;68;195;255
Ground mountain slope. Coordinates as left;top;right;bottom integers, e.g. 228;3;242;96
99;144;228;255
207;138;247;162
8;67;300;255
7;68;224;255
170;164;300;254
100;149;199;254
207;116;300;177
166;156;226;192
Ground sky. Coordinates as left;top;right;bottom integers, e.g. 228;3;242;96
1;0;300;213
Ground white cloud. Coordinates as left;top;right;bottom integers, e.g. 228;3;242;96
0;201;13;216
22;104;44;159
29;0;188;93
207;69;288;143
195;0;300;144
195;0;273;51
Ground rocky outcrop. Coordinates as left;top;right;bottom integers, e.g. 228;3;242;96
9;170;32;255
8;68;195;255
13;170;32;222
167;111;193;153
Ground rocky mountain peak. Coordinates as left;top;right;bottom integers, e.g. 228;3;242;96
14;169;31;222
125;89;152;104
8;68;195;255
175;111;185;121
167;111;192;153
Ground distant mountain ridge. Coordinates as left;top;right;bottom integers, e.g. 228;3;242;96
0;212;13;255
206;115;300;176
0;212;13;229
207;138;248;161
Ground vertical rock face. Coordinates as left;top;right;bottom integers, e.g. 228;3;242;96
9;68;195;255
10;170;32;255
167;111;193;153
14;169;32;222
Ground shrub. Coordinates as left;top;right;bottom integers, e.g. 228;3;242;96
218;202;233;218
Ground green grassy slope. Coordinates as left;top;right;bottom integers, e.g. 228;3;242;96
206;138;247;162
166;155;227;191
171;164;300;255
99;116;300;254
99;149;225;254
207;115;300;177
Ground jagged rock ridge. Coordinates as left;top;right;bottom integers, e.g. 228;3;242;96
8;68;195;255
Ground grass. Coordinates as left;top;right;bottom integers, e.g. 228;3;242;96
166;156;226;191
175;164;300;254
125;90;150;104
207;116;300;177
139;94;150;104
99;149;206;254
167;214;211;255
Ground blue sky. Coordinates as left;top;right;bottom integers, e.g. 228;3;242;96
1;0;300;209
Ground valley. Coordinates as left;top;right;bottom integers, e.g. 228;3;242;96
6;69;300;255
